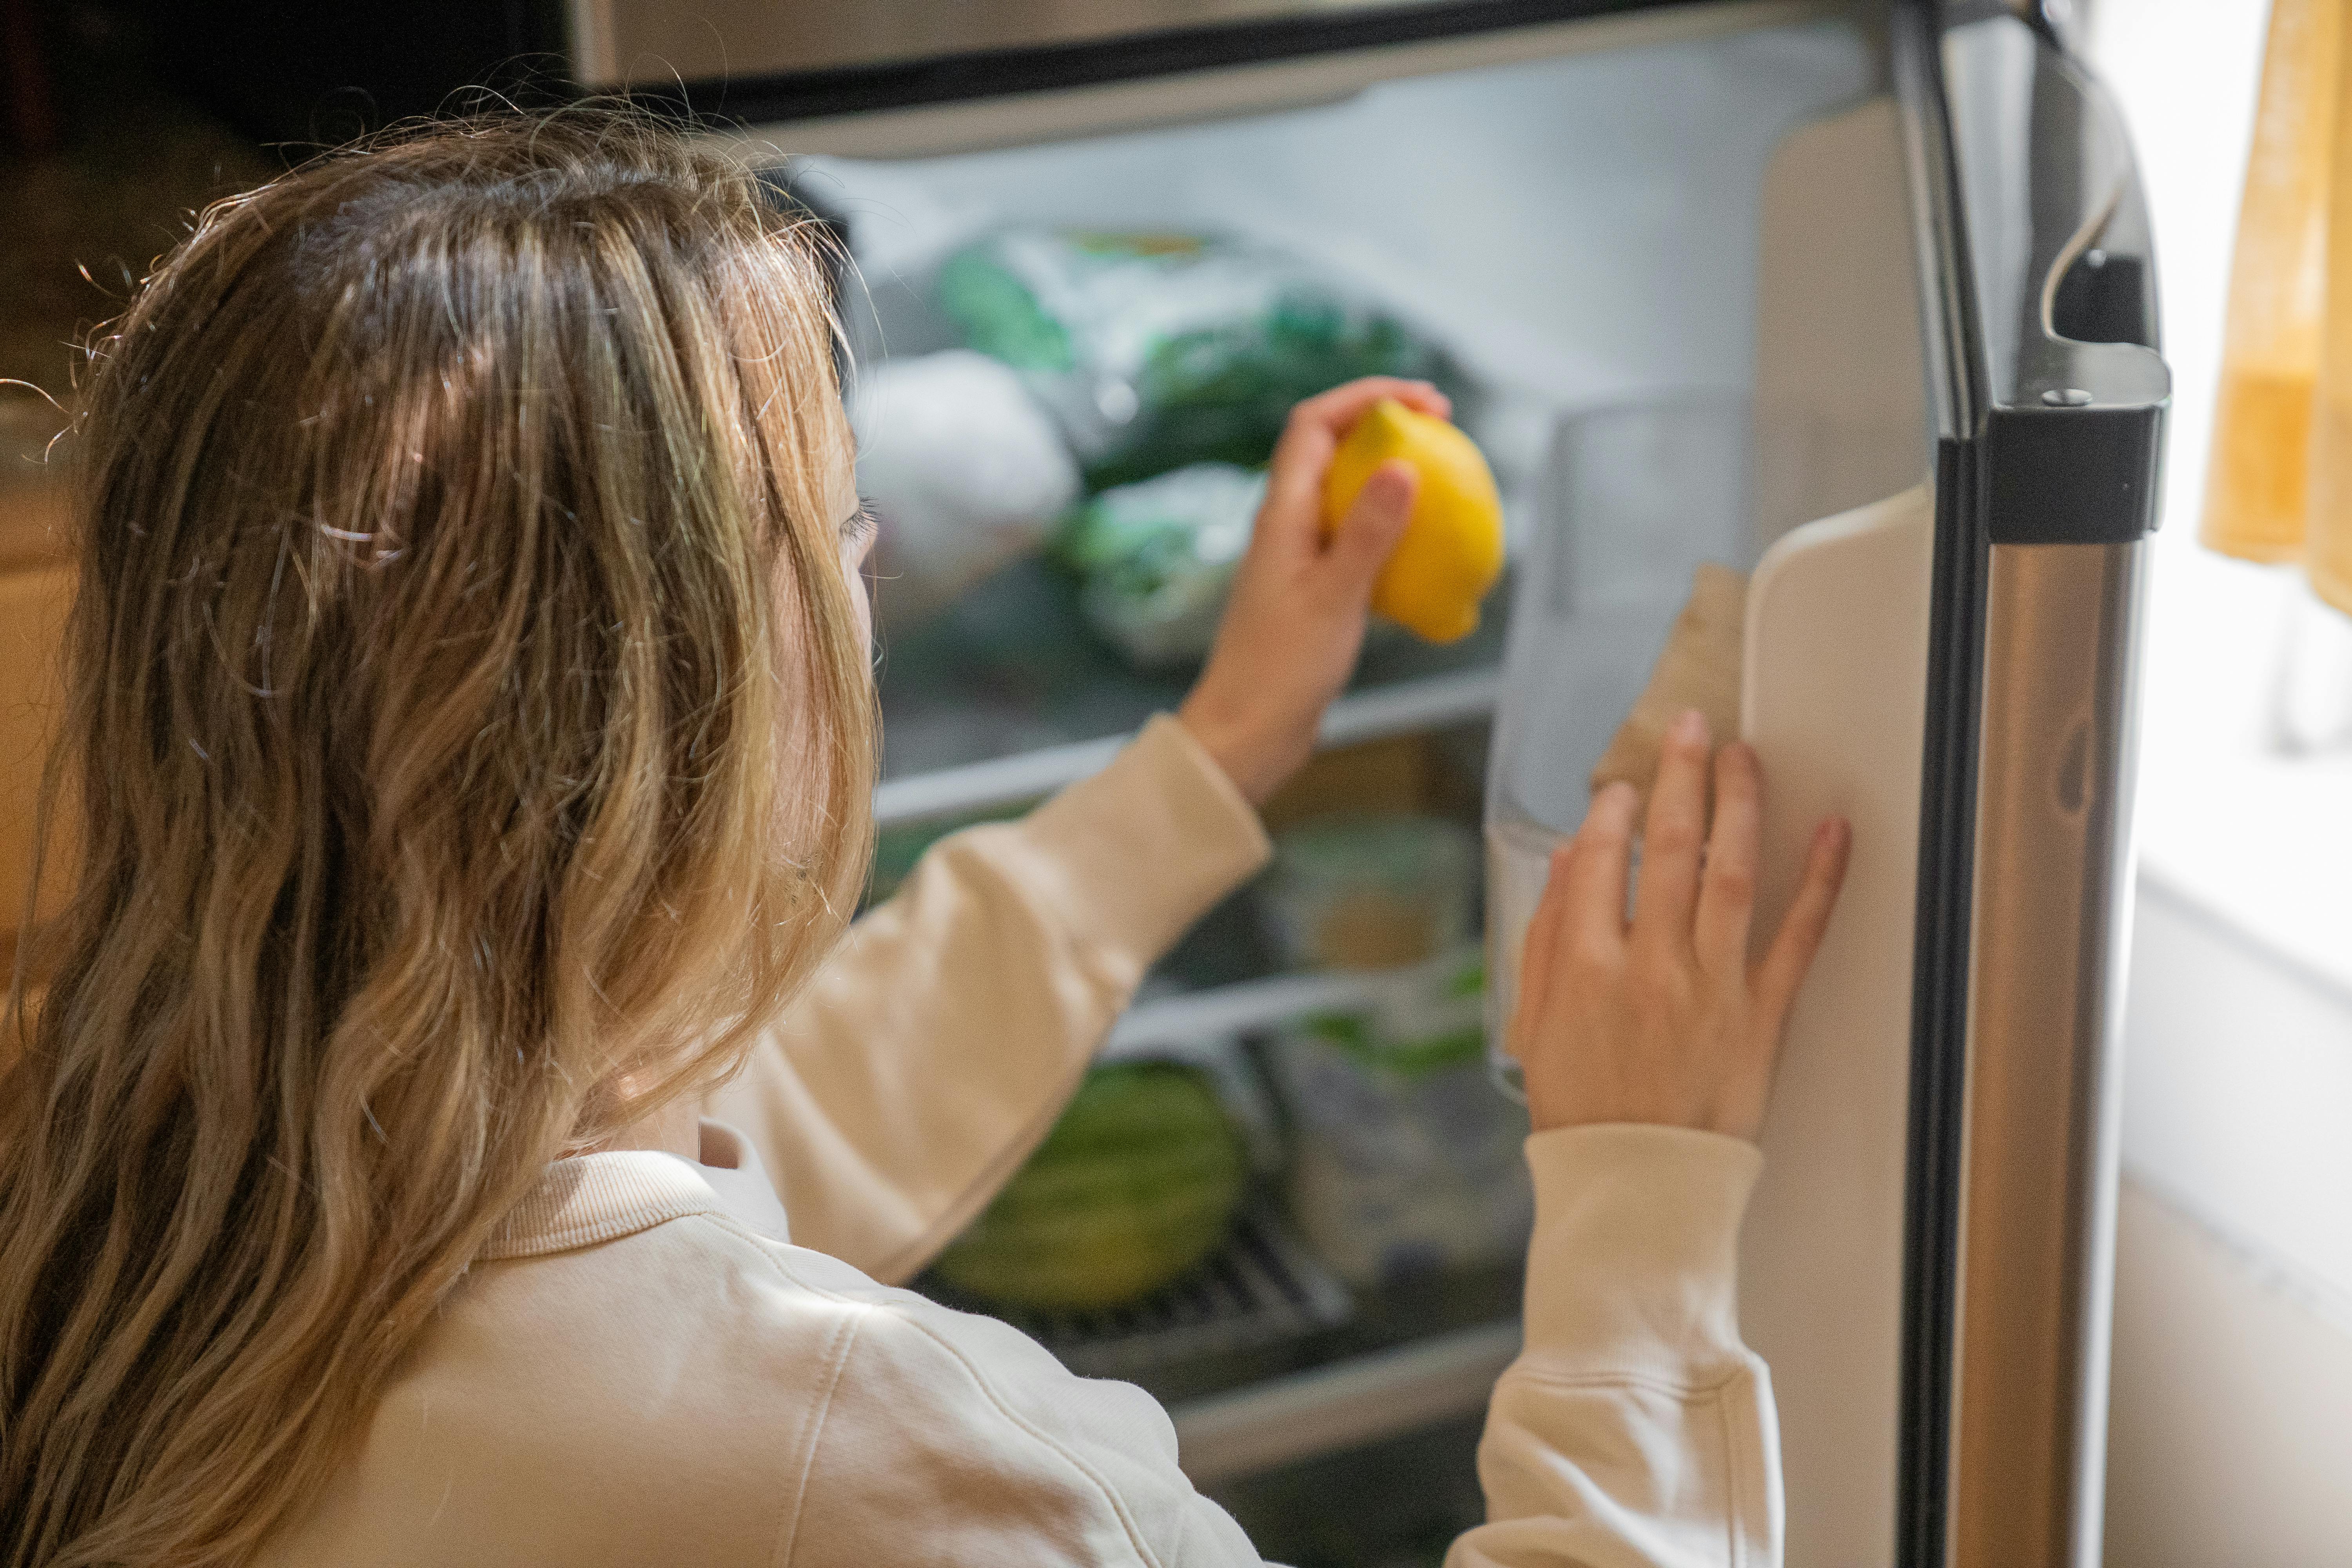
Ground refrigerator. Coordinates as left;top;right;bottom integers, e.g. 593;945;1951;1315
187;1;2169;1561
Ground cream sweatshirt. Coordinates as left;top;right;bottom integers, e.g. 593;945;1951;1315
254;716;1781;1567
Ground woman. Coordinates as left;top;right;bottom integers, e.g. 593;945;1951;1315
0;113;1848;1567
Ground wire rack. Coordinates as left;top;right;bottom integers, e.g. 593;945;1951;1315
928;1207;1354;1382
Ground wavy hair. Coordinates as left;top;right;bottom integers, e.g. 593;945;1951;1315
0;111;875;1565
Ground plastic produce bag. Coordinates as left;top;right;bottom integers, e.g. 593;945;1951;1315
1266;952;1532;1290
1058;462;1267;669
938;229;1465;489
1254;816;1529;1287
849;350;1080;632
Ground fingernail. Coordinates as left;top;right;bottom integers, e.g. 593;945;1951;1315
1671;708;1707;745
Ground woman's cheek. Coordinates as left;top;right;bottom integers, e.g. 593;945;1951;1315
841;537;875;648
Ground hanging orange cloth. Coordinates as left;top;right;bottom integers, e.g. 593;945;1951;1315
2205;0;2352;608
2314;0;2352;610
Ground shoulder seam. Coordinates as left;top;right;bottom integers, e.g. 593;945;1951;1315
773;1307;863;1568
699;1213;1163;1568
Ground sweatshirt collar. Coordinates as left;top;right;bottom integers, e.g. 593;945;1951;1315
480;1118;792;1262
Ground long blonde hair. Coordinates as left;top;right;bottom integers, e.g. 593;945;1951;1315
0;112;875;1566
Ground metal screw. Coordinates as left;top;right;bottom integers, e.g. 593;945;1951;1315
2040;388;2094;407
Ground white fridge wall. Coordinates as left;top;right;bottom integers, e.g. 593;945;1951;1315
1749;97;1930;551
799;20;1876;410
1729;92;1934;1567
1740;483;1934;1568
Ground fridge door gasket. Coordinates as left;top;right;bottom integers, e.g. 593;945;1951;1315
1893;3;2167;1564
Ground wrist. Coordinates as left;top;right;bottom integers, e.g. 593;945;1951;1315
1520;1124;1761;1368
1174;693;1303;807
1525;1088;1764;1144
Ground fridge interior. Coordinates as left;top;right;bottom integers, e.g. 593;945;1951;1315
769;9;1938;1558
804;16;1881;776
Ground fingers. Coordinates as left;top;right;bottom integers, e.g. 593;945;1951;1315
1324;460;1417;589
1755;816;1853;1024
1289;376;1452;441
1508;842;1575;1063
1692;742;1762;977
1259;377;1450;543
1560;781;1639;957
1632;710;1710;953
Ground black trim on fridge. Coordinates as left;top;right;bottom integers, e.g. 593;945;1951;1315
1938;2;2169;547
1892;7;1986;1561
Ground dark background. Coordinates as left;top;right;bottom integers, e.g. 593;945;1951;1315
0;0;576;406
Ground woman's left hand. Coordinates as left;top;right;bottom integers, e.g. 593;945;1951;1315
1176;377;1445;805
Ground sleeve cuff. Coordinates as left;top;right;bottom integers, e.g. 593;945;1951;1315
998;713;1273;981
1519;1123;1764;1381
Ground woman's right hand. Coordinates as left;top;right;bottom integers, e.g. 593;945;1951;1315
1177;377;1443;807
1509;709;1851;1141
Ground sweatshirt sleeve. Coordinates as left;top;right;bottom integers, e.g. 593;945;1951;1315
1447;1124;1782;1568
702;714;1272;1285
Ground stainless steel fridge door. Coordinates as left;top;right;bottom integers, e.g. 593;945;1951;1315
574;0;1818;111
1894;4;2168;1564
574;0;1636;85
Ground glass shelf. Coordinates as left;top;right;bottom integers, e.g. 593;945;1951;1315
873;557;1508;826
1102;945;1483;1063
1140;1255;1520;1479
1171;1315;1520;1488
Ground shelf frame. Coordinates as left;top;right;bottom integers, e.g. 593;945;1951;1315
874;667;1499;827
1169;1317;1521;1487
1102;943;1482;1062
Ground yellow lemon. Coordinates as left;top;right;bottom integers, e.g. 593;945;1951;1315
1321;399;1504;643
